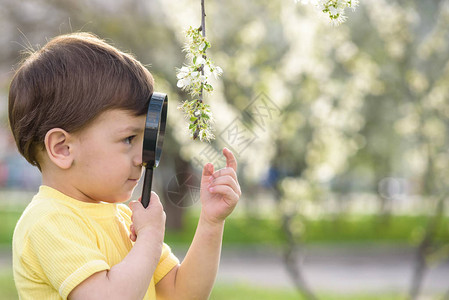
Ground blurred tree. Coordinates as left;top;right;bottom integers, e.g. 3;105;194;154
266;0;449;298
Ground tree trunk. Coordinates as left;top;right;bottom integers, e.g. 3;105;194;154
408;196;445;299
275;186;319;300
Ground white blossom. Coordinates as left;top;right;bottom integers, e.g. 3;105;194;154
297;0;359;25
213;66;223;79
295;0;318;4
194;56;206;65
176;26;223;141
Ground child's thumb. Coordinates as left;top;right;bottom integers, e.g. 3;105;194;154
129;200;143;212
146;192;161;207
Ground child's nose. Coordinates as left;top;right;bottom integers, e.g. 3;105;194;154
133;156;142;167
133;147;143;167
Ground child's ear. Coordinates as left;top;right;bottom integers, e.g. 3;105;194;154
44;128;75;169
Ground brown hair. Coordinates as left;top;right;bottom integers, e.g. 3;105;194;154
8;32;154;169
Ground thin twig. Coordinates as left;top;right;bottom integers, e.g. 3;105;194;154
201;0;206;38
199;0;206;103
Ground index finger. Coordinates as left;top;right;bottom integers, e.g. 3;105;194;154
223;147;237;172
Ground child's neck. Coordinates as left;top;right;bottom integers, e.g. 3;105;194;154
41;171;100;204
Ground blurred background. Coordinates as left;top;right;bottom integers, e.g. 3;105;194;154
1;0;449;299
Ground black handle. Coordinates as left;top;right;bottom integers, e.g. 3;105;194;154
141;167;153;208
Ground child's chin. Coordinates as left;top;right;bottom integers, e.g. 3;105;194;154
109;192;133;203
121;189;136;202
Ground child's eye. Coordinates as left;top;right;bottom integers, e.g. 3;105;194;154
124;135;136;144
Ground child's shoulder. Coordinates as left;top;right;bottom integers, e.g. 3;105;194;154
12;194;83;256
14;186;109;240
22;188;83;218
15;192;82;236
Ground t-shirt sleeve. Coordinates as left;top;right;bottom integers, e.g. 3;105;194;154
154;243;180;284
27;212;110;300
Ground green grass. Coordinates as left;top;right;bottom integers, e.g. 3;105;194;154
164;212;449;246
0;210;21;246
210;282;402;300
0;269;17;300
300;215;449;244
165;213;286;246
210;282;301;300
1;208;448;247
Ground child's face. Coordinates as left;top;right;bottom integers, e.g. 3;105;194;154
70;109;146;203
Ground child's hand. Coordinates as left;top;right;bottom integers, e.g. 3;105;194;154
200;148;241;225
129;192;165;245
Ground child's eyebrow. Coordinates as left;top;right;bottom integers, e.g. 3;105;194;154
117;126;144;134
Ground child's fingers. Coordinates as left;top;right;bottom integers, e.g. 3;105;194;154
130;193;162;211
223;148;237;172
128;201;141;222
208;185;239;203
146;192;166;221
201;163;215;185
129;200;139;209
208;176;241;196
129;232;137;242
210;167;238;183
147;191;163;210
129;224;137;242
202;148;236;183
202;163;215;177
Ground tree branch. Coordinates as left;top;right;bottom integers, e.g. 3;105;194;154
199;0;206;103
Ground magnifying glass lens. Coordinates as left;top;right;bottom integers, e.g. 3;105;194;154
141;92;168;208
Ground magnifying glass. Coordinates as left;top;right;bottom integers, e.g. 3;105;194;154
141;92;168;208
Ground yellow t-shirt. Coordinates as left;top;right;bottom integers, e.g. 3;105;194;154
13;185;179;300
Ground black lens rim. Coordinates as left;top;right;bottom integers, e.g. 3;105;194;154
142;92;167;168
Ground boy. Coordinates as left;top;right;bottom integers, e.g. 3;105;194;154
9;32;241;300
